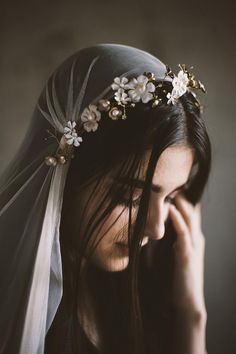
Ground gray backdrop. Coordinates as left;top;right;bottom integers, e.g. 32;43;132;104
0;0;235;353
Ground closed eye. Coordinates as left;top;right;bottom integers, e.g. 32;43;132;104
118;194;141;208
114;179;187;208
119;193;177;208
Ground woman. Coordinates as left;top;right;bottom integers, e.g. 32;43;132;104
0;43;211;354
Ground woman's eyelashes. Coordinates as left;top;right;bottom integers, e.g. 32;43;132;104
118;194;142;208
118;194;177;208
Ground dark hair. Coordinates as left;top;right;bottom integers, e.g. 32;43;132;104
45;80;211;354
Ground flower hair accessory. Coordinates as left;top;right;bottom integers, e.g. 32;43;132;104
44;64;206;167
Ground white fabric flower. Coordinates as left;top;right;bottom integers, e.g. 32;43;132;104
114;88;131;105
171;70;189;97
127;75;155;103
166;70;189;104
81;104;101;132
64;120;83;146
111;77;130;91
166;92;178;105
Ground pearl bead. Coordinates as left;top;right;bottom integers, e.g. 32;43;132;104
152;99;160;107
108;107;122;120
45;156;57;166
57;155;66;164
98;99;111;111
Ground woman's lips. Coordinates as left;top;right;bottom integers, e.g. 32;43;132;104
115;237;149;254
116;242;129;256
116;237;149;247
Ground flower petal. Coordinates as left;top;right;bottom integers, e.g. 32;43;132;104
64;127;71;133
141;92;153;103
146;82;155;92
121;77;128;84
127;78;137;89
137;75;148;84
83;122;92;132
114;77;120;84
91;122;98;131
73;136;82;146
66;137;74;145
111;83;119;90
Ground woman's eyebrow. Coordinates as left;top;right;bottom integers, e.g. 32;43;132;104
114;177;186;194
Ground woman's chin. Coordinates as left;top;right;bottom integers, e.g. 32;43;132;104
92;254;129;272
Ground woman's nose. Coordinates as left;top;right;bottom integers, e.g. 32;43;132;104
144;198;169;241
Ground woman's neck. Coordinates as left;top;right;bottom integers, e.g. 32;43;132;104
78;260;129;352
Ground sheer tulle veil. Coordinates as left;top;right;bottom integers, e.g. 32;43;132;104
0;43;171;354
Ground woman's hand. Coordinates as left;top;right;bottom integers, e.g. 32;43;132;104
168;193;207;318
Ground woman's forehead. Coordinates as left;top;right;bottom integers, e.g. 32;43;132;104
139;146;195;186
106;145;194;189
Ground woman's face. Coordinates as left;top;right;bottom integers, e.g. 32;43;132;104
77;145;194;272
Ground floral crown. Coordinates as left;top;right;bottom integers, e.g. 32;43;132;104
44;64;206;167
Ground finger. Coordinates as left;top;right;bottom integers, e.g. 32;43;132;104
175;195;202;237
175;197;204;248
174;194;195;230
168;204;192;249
194;202;202;225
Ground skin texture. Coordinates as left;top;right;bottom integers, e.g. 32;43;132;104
81;145;195;272
80;144;207;312
77;145;207;353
